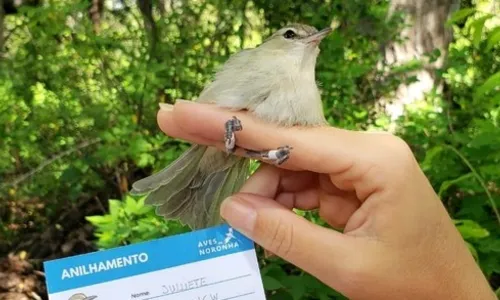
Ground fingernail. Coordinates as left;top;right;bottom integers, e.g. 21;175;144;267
159;103;174;111
221;197;256;234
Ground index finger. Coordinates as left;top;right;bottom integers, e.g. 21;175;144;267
159;101;366;175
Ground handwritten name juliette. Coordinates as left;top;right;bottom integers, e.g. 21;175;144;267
60;253;149;280
163;277;207;295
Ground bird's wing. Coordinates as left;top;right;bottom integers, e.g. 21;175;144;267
197;48;273;109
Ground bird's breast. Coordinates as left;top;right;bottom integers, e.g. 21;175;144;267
249;74;326;127
201;49;327;127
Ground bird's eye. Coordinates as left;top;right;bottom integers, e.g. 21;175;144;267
283;30;296;39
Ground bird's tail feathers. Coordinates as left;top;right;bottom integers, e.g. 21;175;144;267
131;145;250;229
130;144;206;195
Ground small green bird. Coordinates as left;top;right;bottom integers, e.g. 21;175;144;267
131;23;331;229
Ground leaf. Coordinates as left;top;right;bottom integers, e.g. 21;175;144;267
86;215;112;226
129;137;153;155
446;8;476;25
426;48;442;63
124;195;151;215
486;26;500;51
475;71;500;99
283;277;306;300
260;264;286;277
262;275;283;291
390;59;424;74
477;237;500;253
438;173;474;197
137;153;155;168
124;195;139;214
465;241;479;261
421;146;443;171
108;199;122;216
135;202;153;216
268;290;293;300
454;219;490;240
60;165;83;182
471;15;493;48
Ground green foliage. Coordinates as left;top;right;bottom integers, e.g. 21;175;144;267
1;0;499;298
1;0;401;244
260;260;347;300
86;195;190;249
397;2;500;279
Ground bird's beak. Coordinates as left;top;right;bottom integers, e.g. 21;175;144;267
303;27;332;44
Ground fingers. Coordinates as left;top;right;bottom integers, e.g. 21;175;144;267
220;164;364;294
157;109;214;146
220;179;355;289
319;192;360;229
232;163;358;224
159;101;360;174
238;163;280;197
239;164;320;210
158;101;419;202
243;165;358;228
276;189;319;210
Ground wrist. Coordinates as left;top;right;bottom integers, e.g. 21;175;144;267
430;233;495;299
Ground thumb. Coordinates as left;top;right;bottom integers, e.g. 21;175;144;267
220;168;354;286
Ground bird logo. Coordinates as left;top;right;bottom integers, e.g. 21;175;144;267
68;293;98;300
223;227;236;244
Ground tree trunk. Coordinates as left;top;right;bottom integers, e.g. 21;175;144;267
381;0;460;122
137;0;158;56
158;0;166;16
89;0;105;33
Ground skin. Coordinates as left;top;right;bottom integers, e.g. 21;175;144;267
157;101;496;300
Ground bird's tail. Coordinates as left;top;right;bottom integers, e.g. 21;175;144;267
131;145;250;229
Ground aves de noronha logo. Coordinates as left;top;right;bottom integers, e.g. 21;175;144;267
197;227;240;256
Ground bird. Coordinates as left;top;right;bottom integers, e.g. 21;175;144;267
68;293;98;300
131;23;332;230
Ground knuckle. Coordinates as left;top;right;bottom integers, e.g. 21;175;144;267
388;135;413;157
319;208;346;229
378;134;416;168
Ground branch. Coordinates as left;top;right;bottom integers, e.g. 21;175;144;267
2;138;102;189
444;145;500;226
134;0;159;126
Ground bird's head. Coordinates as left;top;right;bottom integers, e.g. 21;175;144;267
259;23;332;67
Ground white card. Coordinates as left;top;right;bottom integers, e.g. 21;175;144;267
44;224;266;300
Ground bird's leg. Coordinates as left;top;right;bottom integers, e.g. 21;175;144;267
224;116;292;165
245;146;293;166
224;116;243;153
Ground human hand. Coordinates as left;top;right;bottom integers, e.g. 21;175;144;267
157;101;495;300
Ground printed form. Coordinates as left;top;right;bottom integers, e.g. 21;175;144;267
44;224;266;300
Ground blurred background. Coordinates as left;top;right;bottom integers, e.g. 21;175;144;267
0;0;499;299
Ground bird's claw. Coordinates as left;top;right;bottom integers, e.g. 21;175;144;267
274;145;293;165
246;145;293;165
224;116;242;153
223;116;292;165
